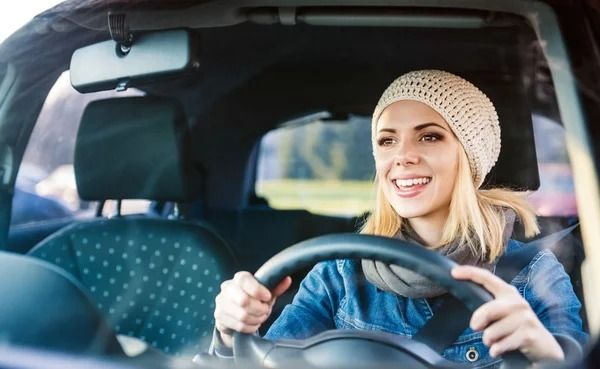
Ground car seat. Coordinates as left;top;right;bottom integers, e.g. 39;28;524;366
29;96;236;356
0;251;124;356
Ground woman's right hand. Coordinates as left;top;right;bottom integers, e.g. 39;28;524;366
214;271;292;348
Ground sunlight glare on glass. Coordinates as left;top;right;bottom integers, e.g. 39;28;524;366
0;1;64;43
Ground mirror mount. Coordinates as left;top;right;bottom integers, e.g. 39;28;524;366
108;13;133;57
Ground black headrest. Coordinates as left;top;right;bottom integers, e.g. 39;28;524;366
474;77;540;191
75;96;198;201
0;252;123;355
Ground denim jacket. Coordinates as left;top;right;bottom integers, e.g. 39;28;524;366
263;240;587;367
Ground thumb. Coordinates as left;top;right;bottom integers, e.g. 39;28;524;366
270;276;292;301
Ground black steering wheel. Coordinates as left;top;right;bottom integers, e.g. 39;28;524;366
233;233;529;369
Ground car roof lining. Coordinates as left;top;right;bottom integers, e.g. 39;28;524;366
36;1;548;32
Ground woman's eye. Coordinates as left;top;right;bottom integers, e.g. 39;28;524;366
378;137;395;146
419;133;442;142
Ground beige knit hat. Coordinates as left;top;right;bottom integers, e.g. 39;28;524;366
372;70;501;188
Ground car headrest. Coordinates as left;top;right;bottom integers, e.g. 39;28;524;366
0;252;123;355
474;77;540;191
75;96;198;202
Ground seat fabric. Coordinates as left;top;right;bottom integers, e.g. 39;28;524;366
29;217;233;355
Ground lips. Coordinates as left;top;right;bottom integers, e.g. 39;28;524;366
391;176;431;198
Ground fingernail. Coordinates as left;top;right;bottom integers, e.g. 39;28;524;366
489;347;498;358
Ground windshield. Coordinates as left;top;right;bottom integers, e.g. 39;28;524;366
0;1;599;369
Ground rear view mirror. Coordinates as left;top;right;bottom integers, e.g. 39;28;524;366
70;29;197;93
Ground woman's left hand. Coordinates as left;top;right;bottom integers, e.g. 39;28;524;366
451;265;564;362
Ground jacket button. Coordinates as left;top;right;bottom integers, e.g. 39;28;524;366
466;347;479;362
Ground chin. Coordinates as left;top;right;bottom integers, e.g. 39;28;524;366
389;202;430;219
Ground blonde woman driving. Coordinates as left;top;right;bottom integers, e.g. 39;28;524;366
211;70;587;366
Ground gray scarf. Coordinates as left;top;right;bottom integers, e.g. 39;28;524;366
361;210;515;298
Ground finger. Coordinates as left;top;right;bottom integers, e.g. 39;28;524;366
451;265;514;296
471;299;512;331
214;311;261;334
488;330;525;358
471;297;528;331
221;284;271;317
271;276;292;299
234;271;272;301
481;314;522;347
214;300;268;329
222;303;269;325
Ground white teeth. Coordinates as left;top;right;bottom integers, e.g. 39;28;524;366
395;177;430;188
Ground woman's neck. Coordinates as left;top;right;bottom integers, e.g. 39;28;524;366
407;214;447;247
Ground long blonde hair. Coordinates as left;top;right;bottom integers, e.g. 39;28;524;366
360;149;540;263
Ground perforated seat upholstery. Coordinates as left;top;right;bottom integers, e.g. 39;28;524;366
30;218;230;354
29;97;235;356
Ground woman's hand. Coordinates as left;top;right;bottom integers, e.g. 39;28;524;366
214;271;292;348
451;265;564;362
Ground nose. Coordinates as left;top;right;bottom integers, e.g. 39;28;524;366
393;139;420;167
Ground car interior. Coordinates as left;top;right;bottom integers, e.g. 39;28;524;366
0;0;599;367
28;95;237;356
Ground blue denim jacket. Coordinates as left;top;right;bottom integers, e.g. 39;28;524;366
264;240;588;367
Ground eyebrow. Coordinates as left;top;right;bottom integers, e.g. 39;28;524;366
377;122;449;134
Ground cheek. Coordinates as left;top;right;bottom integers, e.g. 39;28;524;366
433;150;459;193
440;157;458;180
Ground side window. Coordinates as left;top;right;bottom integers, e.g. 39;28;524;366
255;112;573;218
12;71;148;226
255;113;375;217
528;114;576;216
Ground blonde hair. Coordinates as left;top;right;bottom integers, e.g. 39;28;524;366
360;149;540;263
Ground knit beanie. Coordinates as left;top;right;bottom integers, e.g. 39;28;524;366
372;70;501;188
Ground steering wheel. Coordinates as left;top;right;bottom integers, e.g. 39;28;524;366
233;233;529;369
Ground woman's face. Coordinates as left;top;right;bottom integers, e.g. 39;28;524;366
374;100;461;223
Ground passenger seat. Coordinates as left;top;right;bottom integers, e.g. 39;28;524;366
29;96;236;357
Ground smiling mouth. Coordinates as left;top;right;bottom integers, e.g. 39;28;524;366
393;177;432;190
391;177;432;198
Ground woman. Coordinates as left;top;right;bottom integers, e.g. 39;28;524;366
211;70;587;366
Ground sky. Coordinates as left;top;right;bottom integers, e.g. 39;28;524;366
0;1;64;43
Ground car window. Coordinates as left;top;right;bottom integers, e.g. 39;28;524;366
528;114;577;216
256;112;577;218
254;113;375;217
12;71;149;226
